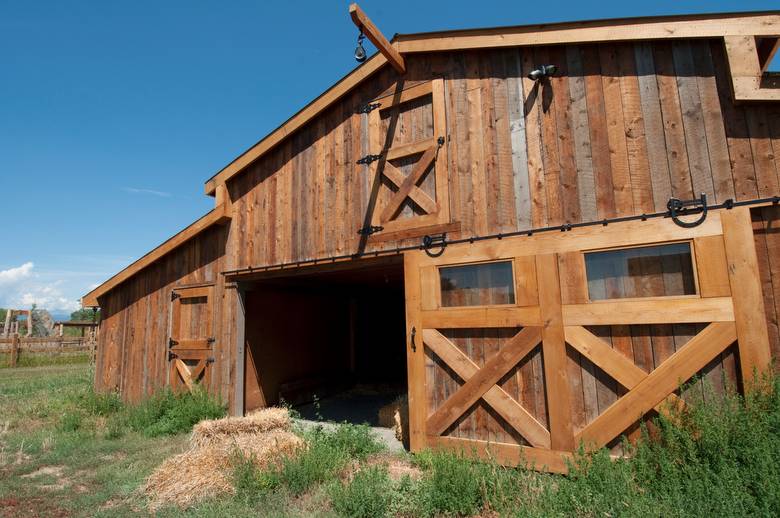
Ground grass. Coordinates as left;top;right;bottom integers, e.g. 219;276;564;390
0;352;91;369
2;364;780;517
0;364;225;517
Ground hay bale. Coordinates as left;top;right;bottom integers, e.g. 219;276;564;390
377;395;408;447
191;407;291;447
144;445;234;510
145;408;304;510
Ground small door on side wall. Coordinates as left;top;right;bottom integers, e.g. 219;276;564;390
167;284;215;392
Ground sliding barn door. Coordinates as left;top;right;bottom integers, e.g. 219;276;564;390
167;284;215;392
361;79;451;241
403;208;770;472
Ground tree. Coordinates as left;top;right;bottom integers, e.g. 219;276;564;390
70;308;100;323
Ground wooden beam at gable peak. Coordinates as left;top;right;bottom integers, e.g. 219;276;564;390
349;3;406;74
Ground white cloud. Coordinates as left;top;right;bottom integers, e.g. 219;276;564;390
0;262;80;313
123;187;171;197
0;262;33;284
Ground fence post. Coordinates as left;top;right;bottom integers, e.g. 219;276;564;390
10;334;19;368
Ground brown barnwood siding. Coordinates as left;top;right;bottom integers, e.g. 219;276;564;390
96;38;780;404
95;225;233;404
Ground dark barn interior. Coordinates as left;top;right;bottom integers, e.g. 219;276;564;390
242;257;407;426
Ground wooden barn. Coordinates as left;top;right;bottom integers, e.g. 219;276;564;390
83;8;780;471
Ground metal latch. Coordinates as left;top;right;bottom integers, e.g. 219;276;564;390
171;291;180;301
207;337;216;346
356;102;380;114
357;225;384;236
168;338;178;348
356;154;383;165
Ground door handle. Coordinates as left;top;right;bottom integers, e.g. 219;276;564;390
410;326;417;353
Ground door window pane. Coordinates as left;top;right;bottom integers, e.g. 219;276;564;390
585;243;696;300
439;261;515;307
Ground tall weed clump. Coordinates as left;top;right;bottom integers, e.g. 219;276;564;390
328;465;394;518
233;423;384;498
527;375;780;517
631;375;780;516
412;449;529;517
116;387;225;438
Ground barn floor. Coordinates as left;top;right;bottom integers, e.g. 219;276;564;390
295;417;406;452
294;383;405;426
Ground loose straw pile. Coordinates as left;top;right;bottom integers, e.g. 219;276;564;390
144;408;303;510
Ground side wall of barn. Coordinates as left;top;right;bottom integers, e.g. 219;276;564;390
94;224;237;405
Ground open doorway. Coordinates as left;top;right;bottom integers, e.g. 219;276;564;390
241;256;407;433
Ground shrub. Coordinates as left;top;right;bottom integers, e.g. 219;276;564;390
124;387;225;437
523;375;780;517
318;423;384;460
415;450;487;516
329;465;394;518
77;388;123;416
104;416;124;440
255;423;385;497
275;433;347;495
57;410;83;432
231;451;281;504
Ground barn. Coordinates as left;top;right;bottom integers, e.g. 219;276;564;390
83;8;780;472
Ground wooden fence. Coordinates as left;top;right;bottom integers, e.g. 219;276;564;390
0;336;97;367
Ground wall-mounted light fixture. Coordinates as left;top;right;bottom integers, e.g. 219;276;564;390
354;29;367;62
527;64;558;81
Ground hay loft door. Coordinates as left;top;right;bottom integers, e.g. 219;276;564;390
362;79;451;240
167;284;215;392
403;208;771;472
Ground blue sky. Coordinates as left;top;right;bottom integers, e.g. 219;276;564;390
1;1;777;314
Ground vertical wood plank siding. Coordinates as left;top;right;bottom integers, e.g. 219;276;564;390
96;38;780;403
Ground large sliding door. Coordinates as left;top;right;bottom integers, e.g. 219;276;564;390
403;208;770;472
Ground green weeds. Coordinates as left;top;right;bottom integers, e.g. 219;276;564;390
328;465;394;518
116;387;225;438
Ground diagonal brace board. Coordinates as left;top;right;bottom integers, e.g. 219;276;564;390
422;328;551;448
175;359;194;390
564;325;686;416
576;322;737;449
426;326;543;436
382;162;437;214
380;146;437;222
